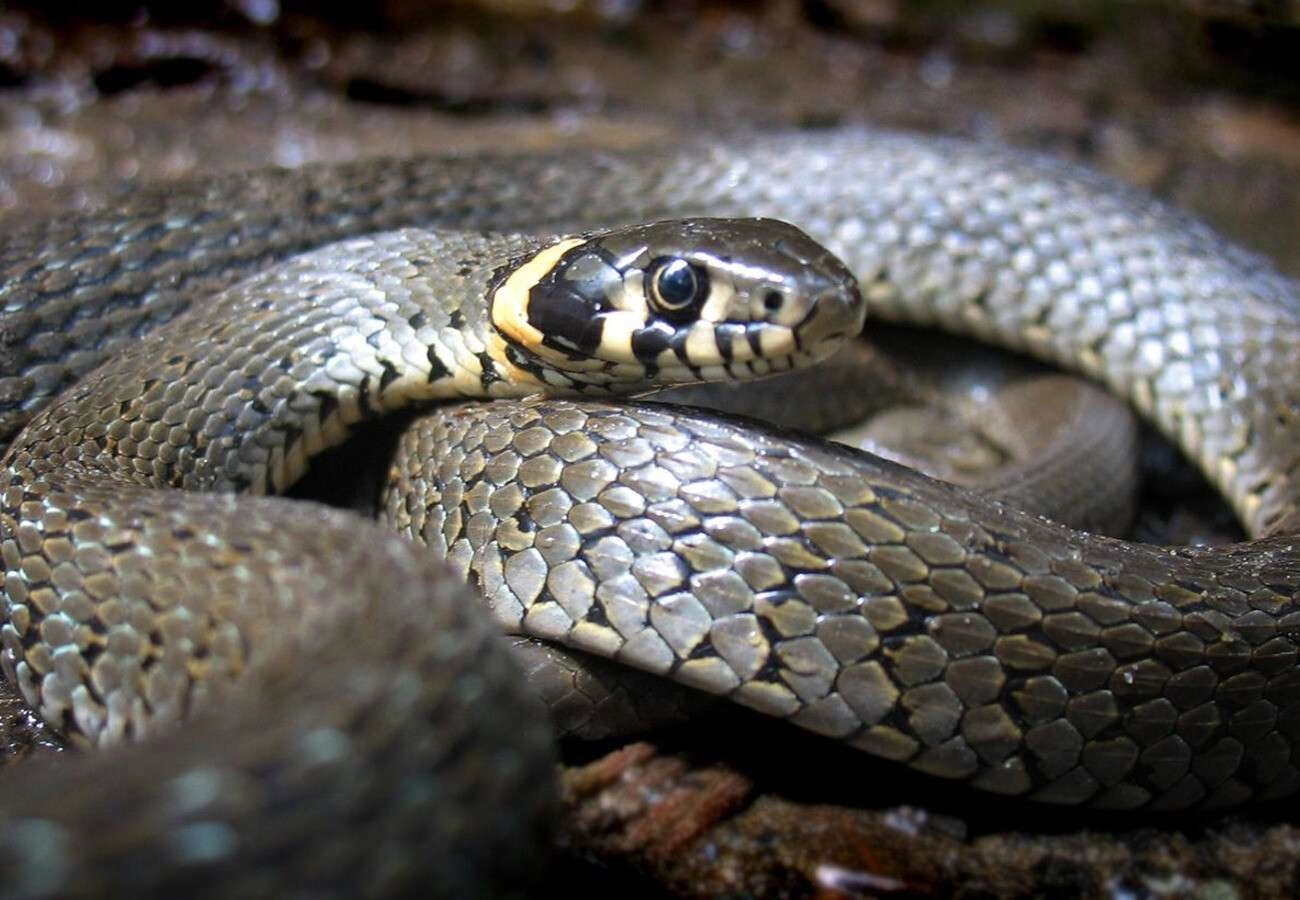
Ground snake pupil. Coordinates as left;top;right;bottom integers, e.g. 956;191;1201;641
650;257;704;314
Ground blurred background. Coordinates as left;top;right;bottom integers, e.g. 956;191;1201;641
4;2;1300;897
5;1;1300;270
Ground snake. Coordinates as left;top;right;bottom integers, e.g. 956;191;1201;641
657;328;1143;536
0;127;1298;898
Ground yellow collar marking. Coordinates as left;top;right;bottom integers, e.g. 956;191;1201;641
490;237;586;352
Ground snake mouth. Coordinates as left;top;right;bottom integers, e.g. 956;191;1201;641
644;350;810;386
679;351;812;383
649;316;851;386
725;352;804;379
790;285;866;357
797;328;854;354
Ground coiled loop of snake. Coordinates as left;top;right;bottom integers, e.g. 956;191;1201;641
0;128;1298;896
0;216;862;898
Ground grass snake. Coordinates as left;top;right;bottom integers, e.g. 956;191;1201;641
0;127;1298;897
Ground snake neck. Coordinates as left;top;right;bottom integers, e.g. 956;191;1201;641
2;228;572;499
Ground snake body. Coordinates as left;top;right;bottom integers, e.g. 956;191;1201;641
659;330;1144;535
1;128;1300;896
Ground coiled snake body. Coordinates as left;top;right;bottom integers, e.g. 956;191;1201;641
0;128;1299;897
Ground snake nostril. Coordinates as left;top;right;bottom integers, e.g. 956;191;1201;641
764;291;784;313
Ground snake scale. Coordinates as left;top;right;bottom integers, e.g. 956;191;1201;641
0;128;1299;897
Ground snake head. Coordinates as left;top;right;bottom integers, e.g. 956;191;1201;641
490;217;864;389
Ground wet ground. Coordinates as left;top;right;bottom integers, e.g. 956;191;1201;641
4;2;1300;897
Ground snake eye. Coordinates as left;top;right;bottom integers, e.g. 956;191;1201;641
649;257;708;318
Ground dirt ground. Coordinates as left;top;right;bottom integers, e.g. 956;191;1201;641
4;2;1300;897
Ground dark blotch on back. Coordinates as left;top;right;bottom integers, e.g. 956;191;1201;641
426;346;450;382
478;351;503;389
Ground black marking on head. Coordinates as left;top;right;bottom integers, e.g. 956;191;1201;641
478;351;503;390
378;359;400;393
713;323;745;363
529;292;605;356
505;343;544;379
630;322;673;376
448;309;465;330
527;247;619;357
426;347;450;382
408;311;428;330
665;323;698;367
